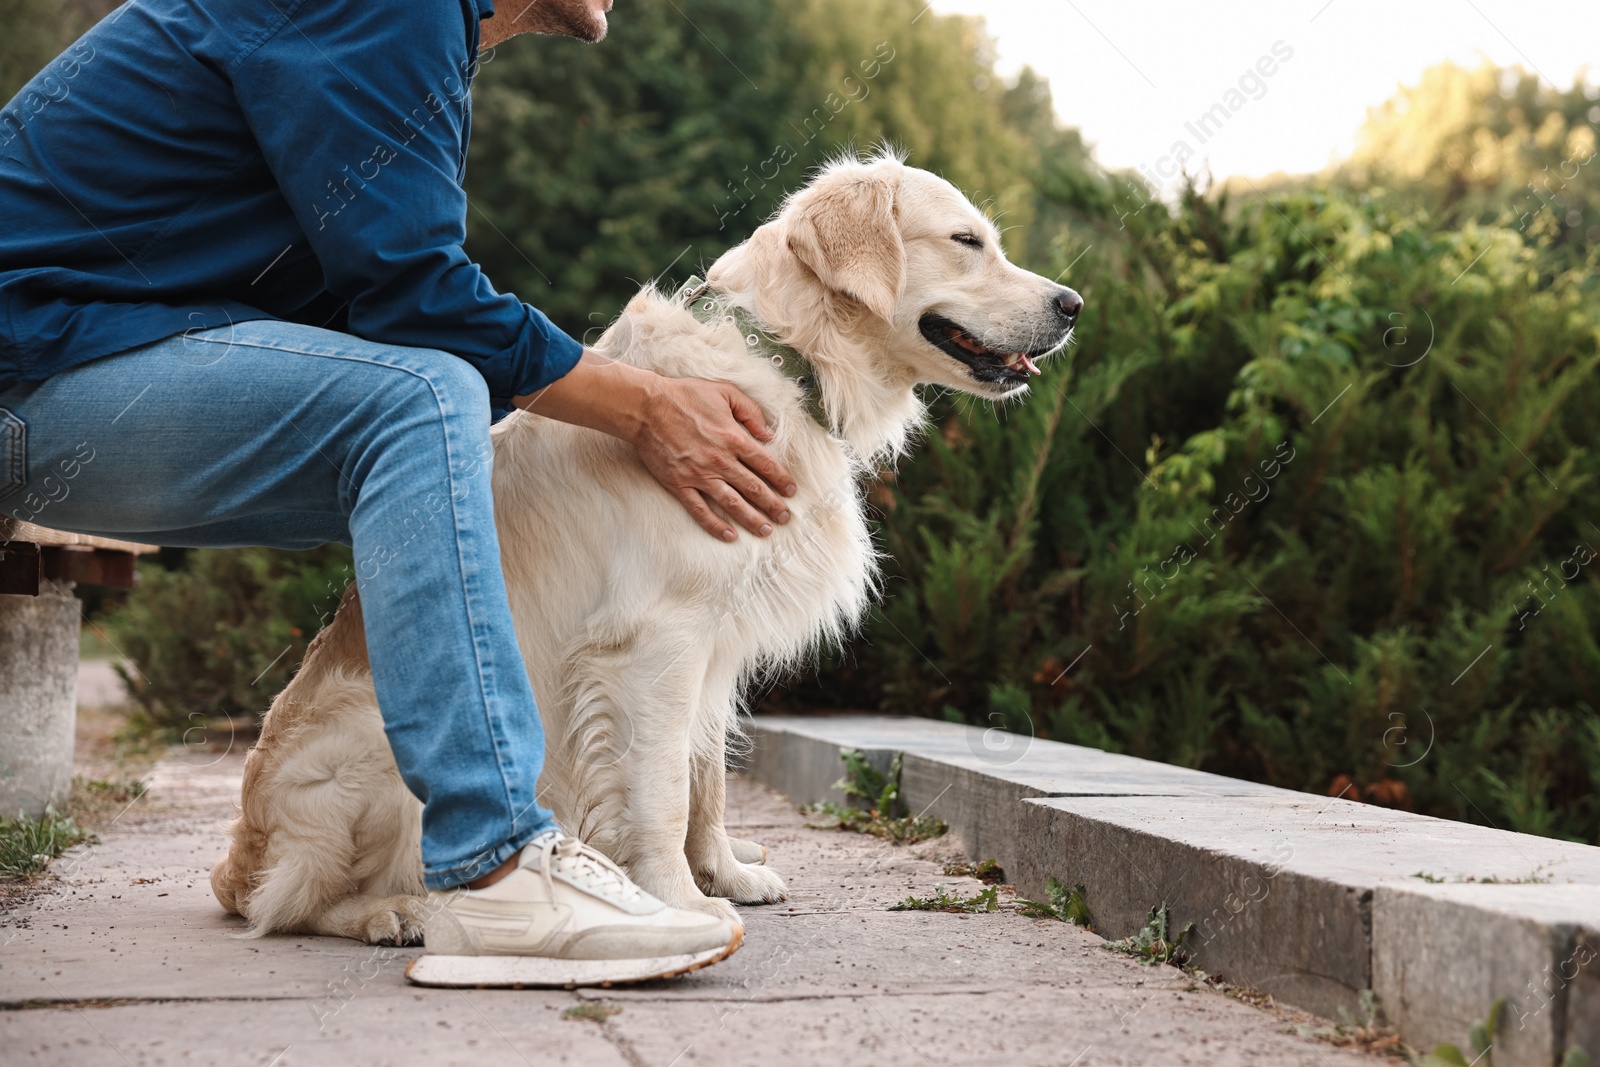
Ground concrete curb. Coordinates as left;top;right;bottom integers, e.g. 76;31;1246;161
744;714;1600;1065
1374;884;1600;1066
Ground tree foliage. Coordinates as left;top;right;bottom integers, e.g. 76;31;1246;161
1339;62;1600;256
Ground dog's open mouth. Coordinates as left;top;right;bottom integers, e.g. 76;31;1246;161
918;313;1047;385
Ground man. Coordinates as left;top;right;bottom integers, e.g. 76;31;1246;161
0;0;789;985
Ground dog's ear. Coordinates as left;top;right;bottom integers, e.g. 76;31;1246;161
785;169;906;321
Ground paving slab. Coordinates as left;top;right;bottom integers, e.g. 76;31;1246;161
0;741;1379;1066
0;995;626;1067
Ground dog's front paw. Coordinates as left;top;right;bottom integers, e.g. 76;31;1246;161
363;895;428;946
726;836;767;865
709;861;787;906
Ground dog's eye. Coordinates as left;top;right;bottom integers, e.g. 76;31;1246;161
951;233;984;250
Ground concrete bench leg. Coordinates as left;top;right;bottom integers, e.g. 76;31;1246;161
0;583;79;819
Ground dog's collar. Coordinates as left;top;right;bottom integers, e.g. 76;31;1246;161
675;275;829;430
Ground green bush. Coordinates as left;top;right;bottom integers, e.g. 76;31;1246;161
796;182;1600;845
103;546;353;731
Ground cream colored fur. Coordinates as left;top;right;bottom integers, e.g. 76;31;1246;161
211;155;1077;941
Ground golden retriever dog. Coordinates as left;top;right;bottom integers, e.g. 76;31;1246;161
211;153;1082;942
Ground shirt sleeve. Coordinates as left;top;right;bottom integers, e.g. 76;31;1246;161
229;0;581;405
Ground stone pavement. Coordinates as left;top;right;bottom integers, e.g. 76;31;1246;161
0;746;1382;1067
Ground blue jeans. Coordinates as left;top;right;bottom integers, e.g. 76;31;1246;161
0;320;560;888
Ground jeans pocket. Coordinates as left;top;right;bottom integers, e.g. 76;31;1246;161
0;407;24;504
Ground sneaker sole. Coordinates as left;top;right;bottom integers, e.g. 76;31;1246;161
404;927;743;989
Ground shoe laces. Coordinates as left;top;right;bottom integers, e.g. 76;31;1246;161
536;834;647;906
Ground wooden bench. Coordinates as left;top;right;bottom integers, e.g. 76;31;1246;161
0;520;157;818
0;518;153;595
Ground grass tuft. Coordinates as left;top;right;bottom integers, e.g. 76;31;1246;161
0;806;95;881
67;775;150;828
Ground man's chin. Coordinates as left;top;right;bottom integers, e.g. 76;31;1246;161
523;0;609;43
571;15;607;43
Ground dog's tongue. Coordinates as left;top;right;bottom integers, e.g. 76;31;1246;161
1009;353;1042;376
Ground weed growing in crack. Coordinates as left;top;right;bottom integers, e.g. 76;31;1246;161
1289;989;1404;1055
1411;865;1554;885
803;748;947;844
1414;999;1506;1067
562;1003;622;1024
943;858;1005;883
1105;902;1195;966
1411;999;1590;1067
1015;876;1094;928
889;885;999;913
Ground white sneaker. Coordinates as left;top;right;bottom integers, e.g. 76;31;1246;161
405;834;742;988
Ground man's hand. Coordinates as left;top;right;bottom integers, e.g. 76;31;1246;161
514;351;798;542
630;374;799;541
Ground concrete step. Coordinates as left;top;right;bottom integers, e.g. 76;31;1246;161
745;714;1600;1066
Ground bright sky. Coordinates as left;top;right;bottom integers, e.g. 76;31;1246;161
928;0;1600;190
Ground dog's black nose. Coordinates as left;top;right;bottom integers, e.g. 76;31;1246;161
1054;288;1084;323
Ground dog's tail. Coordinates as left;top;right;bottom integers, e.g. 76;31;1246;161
225;675;420;939
229;820;356;939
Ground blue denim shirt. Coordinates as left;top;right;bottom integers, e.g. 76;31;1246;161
0;0;583;407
